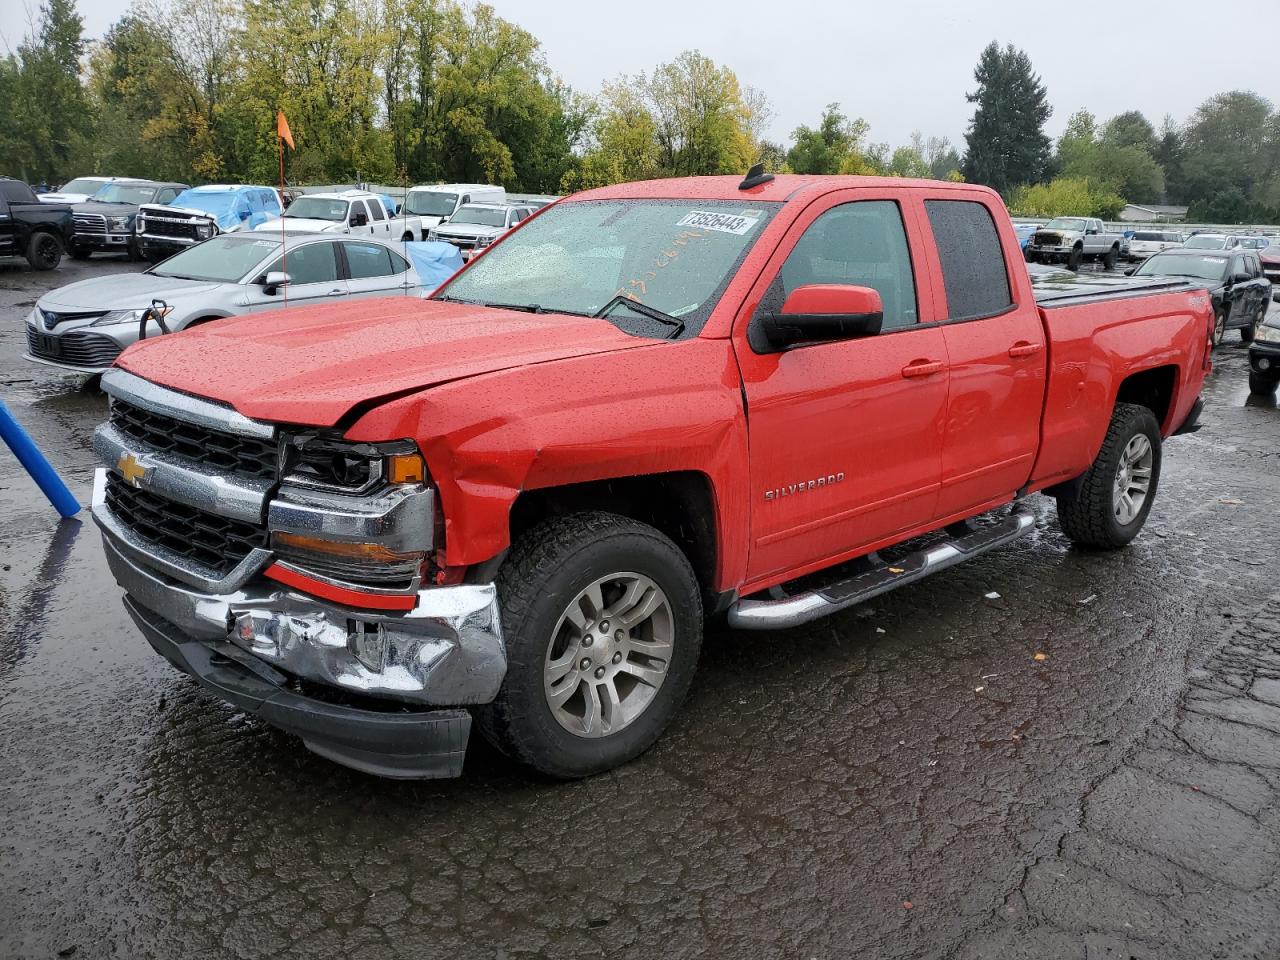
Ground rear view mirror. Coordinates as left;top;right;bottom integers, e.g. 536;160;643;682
763;284;884;349
261;271;291;295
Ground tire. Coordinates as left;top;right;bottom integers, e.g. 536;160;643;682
69;245;91;261
1024;249;1038;264
1212;308;1227;347
1240;322;1256;343
1067;246;1083;271
1249;371;1279;395
126;239;143;262
26;231;62;270
475;511;703;779
1055;402;1162;550
1102;246;1117;270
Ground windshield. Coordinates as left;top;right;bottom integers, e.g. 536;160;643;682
60;178;104;194
1135;254;1227;281
1184;235;1226;249
150;235;278;283
1044;217;1087;231
1132;232;1175;242
284;197;349;221
449;206;507;227
91;183;157;205
406;191;458;217
1236;237;1266;249
438;199;780;338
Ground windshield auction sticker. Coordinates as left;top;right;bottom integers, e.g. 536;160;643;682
677;211;759;235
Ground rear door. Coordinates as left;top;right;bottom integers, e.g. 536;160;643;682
367;198;390;237
1227;255;1253;326
735;189;949;584
340;240;418;297
918;195;1047;518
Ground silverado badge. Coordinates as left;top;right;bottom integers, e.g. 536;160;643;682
117;453;149;488
764;472;845;501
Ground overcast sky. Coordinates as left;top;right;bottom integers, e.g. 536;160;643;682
8;0;1272;151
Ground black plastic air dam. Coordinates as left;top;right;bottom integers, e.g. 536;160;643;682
123;595;472;779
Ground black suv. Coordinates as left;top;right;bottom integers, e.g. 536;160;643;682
0;176;74;270
70;179;188;260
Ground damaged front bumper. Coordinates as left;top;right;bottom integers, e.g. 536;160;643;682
95;478;506;779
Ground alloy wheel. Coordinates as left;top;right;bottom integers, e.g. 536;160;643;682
543;572;674;739
1113;434;1154;525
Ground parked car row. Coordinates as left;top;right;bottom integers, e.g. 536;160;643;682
1127;248;1272;346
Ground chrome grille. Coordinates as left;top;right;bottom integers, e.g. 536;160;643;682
110;399;279;481
105;474;267;577
26;325;123;368
142;216;200;240
73;213;107;236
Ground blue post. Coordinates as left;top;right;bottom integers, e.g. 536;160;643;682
0;398;81;518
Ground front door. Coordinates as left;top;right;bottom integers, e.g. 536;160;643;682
919;196;1047;517
735;193;948;585
244;240;346;312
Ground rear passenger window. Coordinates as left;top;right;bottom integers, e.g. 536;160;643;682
368;199;385;222
925;200;1013;321
343;241;395;279
777;200;918;330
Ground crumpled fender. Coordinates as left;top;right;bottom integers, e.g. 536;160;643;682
344;336;751;590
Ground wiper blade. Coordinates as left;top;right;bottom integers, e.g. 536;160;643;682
593;295;685;338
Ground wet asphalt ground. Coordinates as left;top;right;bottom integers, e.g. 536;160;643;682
2;253;1280;959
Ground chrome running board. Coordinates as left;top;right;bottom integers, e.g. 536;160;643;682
727;508;1036;631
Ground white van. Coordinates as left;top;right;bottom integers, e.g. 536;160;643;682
403;183;505;229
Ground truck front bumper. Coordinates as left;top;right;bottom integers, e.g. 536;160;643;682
96;490;506;778
73;232;133;252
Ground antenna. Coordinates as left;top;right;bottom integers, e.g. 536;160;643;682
739;162;775;191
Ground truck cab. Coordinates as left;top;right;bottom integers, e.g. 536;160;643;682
264;191;424;241
403;183;505;230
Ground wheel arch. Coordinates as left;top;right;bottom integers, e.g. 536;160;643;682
1114;364;1178;434
507;472;723;612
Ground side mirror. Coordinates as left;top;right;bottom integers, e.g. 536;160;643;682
351;212;368;227
260;271;291;295
239;209;251;221
1234;273;1251;284
762;284;884;349
1124;267;1136;276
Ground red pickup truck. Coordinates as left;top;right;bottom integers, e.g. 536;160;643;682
91;172;1211;780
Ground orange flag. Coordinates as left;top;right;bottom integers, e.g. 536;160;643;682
276;110;295;150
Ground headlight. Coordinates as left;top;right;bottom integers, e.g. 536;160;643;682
135;215;146;232
194;222;214;239
107;216;131;232
90;306;172;327
281;435;425;494
476;236;492;248
1256;323;1280;344
426;230;439;241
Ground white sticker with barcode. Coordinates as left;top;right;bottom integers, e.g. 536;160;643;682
677;211;759;235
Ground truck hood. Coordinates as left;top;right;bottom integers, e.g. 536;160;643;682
115;298;656;427
39;272;226;310
40;192;93;204
72;200;139;217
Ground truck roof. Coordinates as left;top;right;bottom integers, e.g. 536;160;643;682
569;174;992;204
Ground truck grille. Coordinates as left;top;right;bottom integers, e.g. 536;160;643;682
105;474;268;577
142;216;200;240
73;213;107;236
26;325;123;368
110;399;279;481
1034;232;1062;245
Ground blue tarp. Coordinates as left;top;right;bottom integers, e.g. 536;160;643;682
167;186;282;231
402;241;465;290
378;193;398;216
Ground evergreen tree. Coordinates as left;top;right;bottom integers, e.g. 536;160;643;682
961;42;1051;194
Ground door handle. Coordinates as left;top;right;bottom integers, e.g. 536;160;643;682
1008;341;1043;358
901;359;945;378
327;289;345;296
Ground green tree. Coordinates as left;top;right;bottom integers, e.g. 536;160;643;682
786;103;873;175
1009;177;1124;220
1101;110;1158;155
1179;91;1280;212
1056;108;1163;203
889;145;930;178
961;41;1052;193
647;50;762;176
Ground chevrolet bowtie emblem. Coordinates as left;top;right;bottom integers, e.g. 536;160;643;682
117;453;148;487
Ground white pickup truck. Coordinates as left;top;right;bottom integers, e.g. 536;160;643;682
258;190;427;241
1025;217;1124;270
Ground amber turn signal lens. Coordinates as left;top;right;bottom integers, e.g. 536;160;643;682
272;532;422;564
387;452;425;484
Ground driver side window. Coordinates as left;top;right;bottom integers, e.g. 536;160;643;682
264;242;338;285
777;201;918;330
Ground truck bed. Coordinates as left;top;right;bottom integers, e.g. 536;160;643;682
1029;266;1197;306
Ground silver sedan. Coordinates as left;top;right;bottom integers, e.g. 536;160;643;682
24;232;423;375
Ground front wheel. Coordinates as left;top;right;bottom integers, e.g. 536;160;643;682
475;512;703;778
26;231;62;270
1212;308;1227;347
1055;402;1162;550
1241;322;1256;343
1067;246;1083;271
1249;371;1279;395
1102;247;1117;270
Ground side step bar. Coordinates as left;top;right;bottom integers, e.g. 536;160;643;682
727;508;1036;631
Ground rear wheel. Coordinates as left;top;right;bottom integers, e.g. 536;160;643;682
26;231;62;270
475;512;703;778
1067;246;1083;271
1055;402;1162;550
1249;371;1279;395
